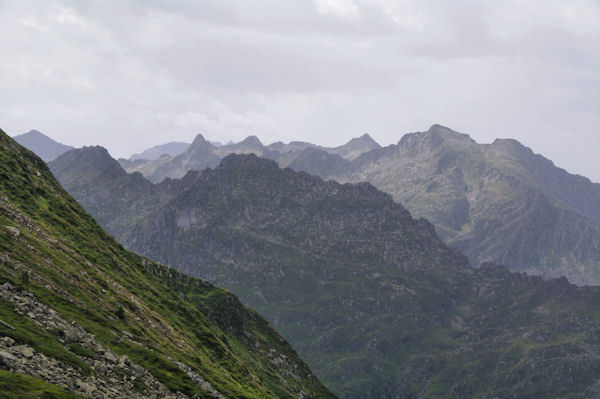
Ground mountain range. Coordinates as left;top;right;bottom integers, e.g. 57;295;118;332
0;129;334;398
49;146;600;398
113;125;600;285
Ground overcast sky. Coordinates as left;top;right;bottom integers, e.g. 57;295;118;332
1;0;599;181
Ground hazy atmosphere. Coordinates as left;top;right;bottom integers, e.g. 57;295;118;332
1;0;599;181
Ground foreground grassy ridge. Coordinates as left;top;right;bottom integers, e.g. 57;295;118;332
0;129;334;398
0;370;83;399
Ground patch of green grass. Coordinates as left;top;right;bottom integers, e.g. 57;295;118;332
0;370;83;399
67;343;95;359
0;300;91;375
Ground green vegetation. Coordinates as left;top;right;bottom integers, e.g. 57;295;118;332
0;129;335;397
0;371;83;399
0;300;91;375
48;147;600;398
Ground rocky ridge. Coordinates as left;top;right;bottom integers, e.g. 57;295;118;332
0;282;197;399
121;133;380;183
111;125;600;284
0;128;335;398
49;150;600;398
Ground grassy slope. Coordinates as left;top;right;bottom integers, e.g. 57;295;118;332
115;156;600;398
0;370;83;399
0;129;334;398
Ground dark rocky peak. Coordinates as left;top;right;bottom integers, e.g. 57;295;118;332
288;147;350;178
217;152;277;172
50;146;126;182
211;153;405;214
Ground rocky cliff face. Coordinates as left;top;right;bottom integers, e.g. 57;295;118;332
0;129;335;398
334;125;600;285
50;149;600;398
114;126;600;285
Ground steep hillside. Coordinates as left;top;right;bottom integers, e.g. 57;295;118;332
0;129;335;398
50;149;600;398
13;130;73;162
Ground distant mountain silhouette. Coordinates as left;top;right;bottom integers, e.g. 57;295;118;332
13;129;73;162
129;141;189;161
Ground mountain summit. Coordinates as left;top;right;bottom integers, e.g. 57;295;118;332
13;130;73;162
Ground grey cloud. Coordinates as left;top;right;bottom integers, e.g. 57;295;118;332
0;0;598;181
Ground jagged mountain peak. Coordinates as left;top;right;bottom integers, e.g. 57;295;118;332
238;135;263;147
218;152;276;170
51;146;126;181
189;133;214;148
12;129;74;162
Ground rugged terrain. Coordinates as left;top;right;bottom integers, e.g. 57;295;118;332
118;133;380;184
107;126;600;285
333;125;600;285
0;129;335;398
50;148;600;398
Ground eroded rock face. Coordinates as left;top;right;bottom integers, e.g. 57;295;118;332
0;282;219;399
335;125;600;285
48;151;600;398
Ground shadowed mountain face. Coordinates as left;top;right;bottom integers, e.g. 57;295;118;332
50;148;600;398
116;125;600;285
13;130;73;162
0;129;335;398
